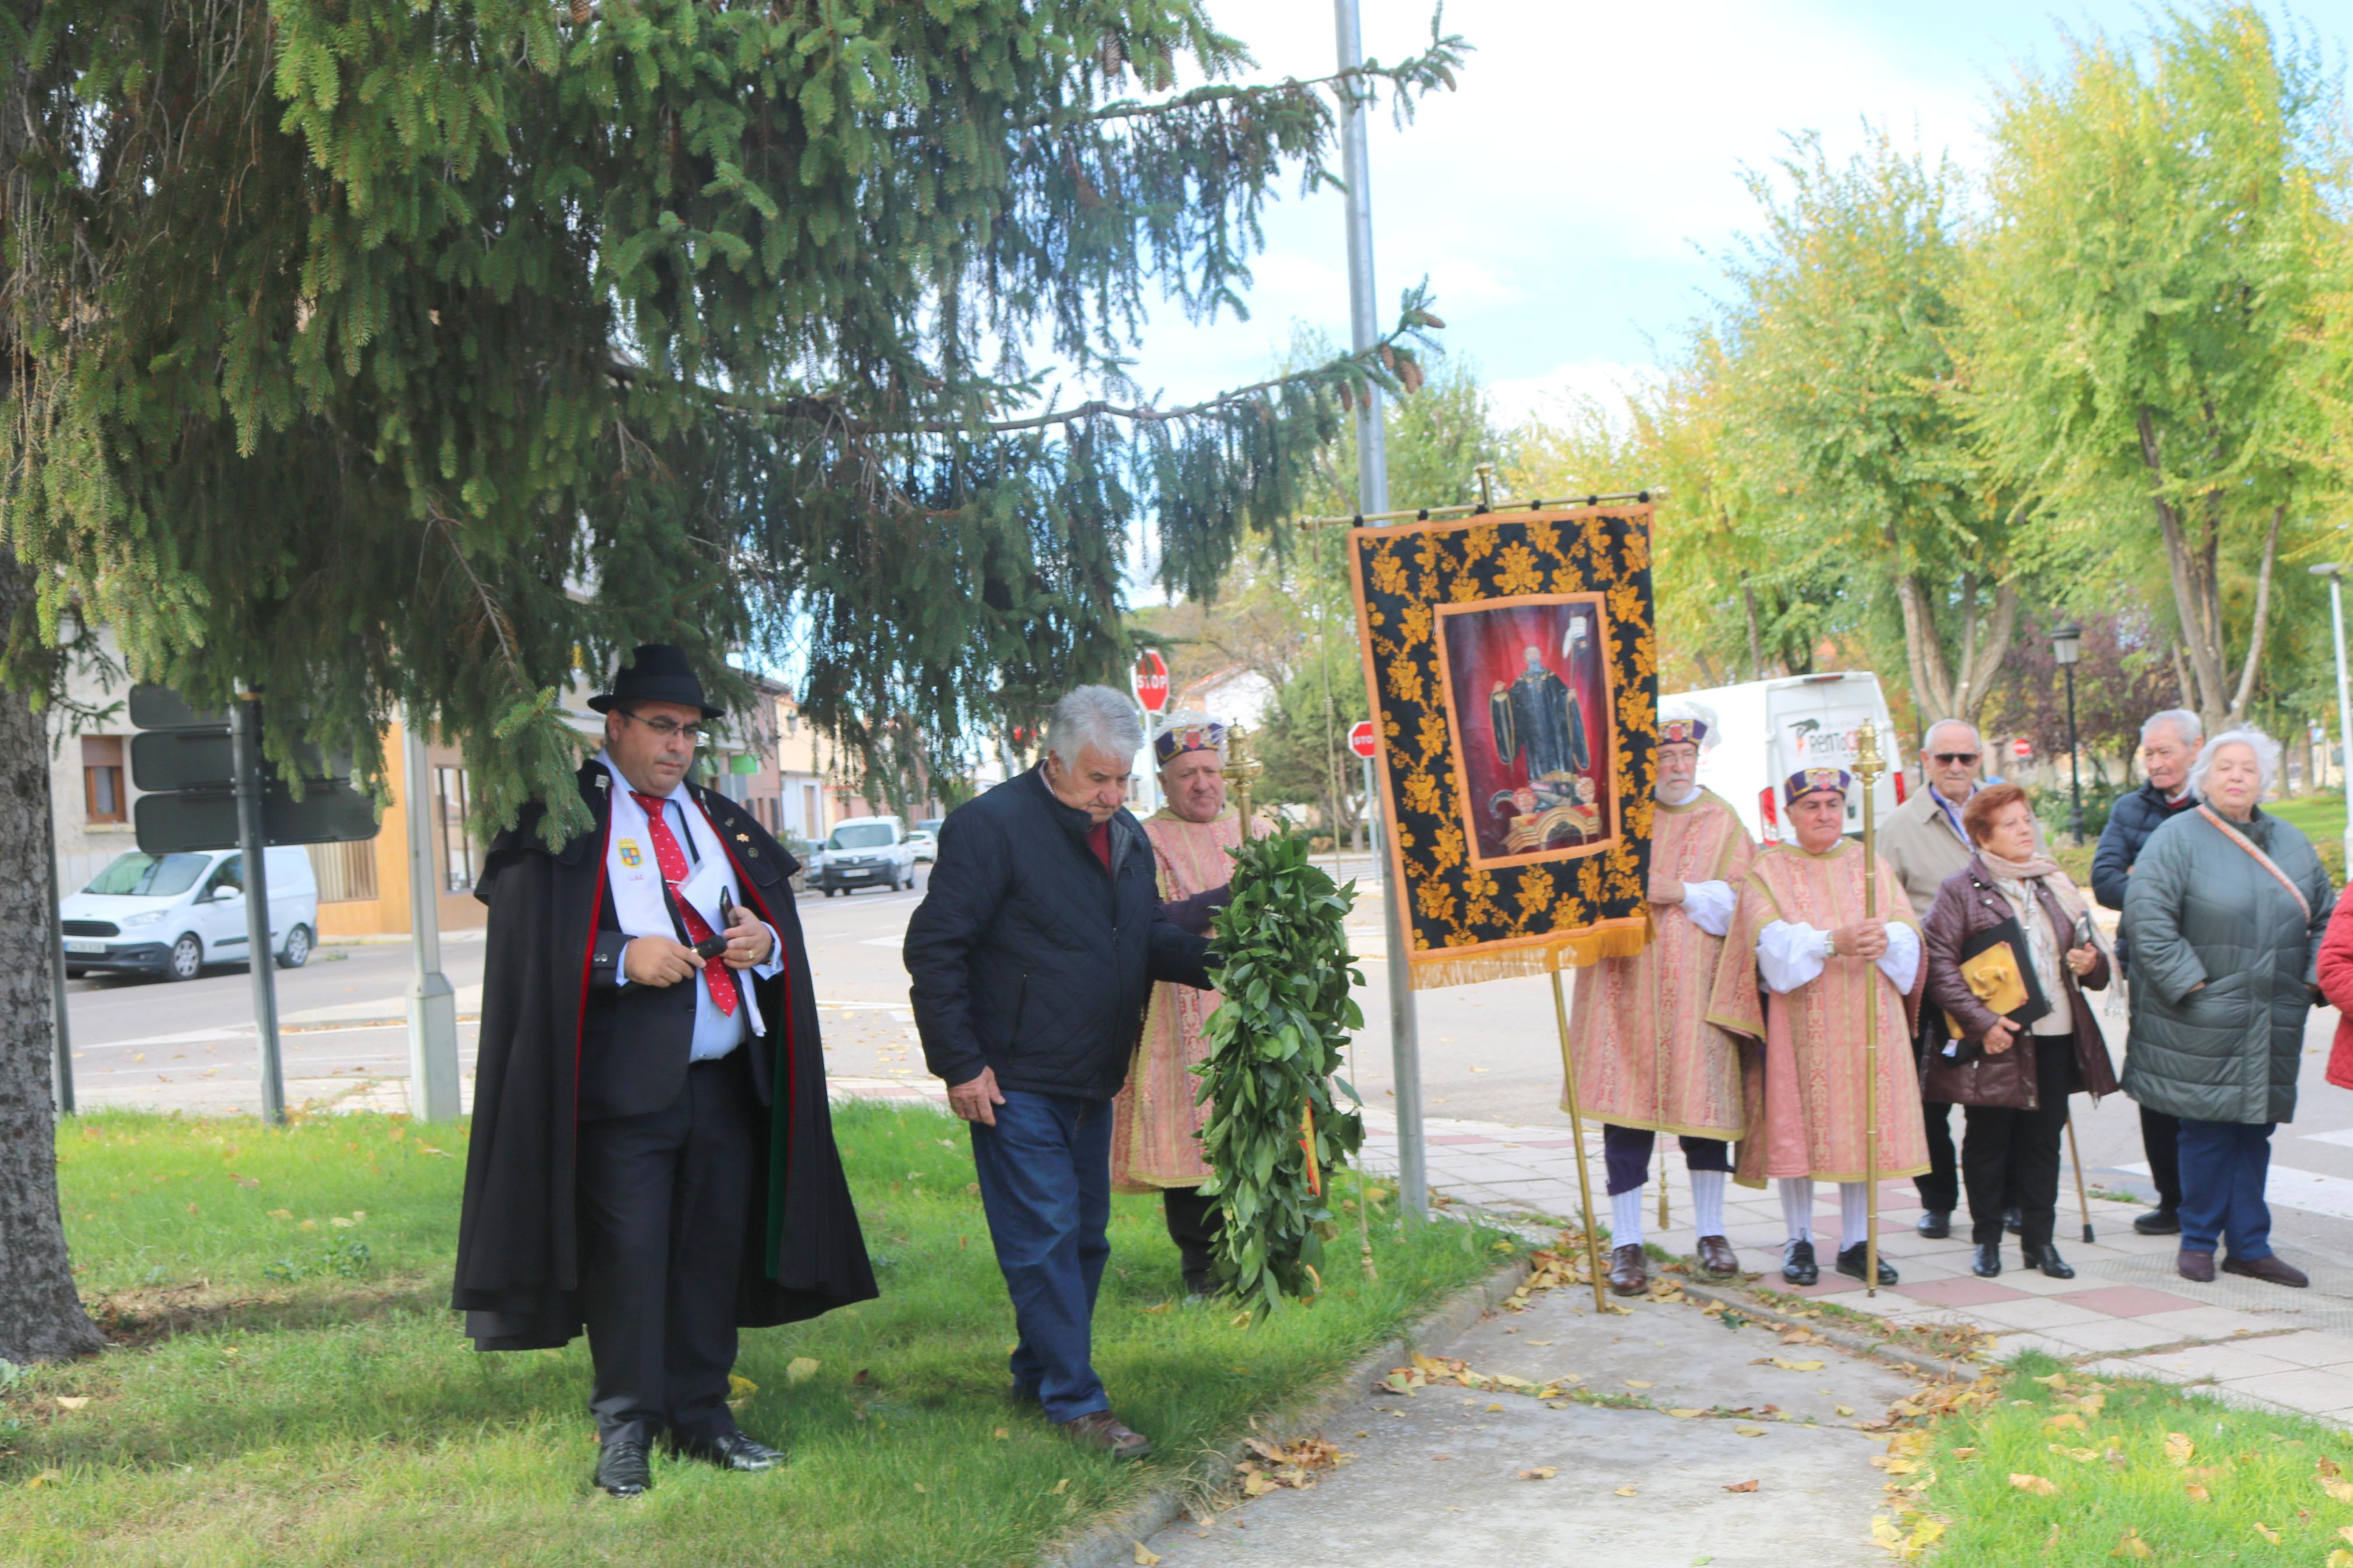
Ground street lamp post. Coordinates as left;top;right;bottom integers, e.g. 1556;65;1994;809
2052;623;2085;846
2310;562;2353;869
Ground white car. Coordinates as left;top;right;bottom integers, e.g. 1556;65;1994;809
805;817;917;895
61;847;321;982
907;828;938;864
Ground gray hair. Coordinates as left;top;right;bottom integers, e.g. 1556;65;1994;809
1045;685;1143;766
1922;718;1982;753
2187;727;2280;800
2142;708;2204;748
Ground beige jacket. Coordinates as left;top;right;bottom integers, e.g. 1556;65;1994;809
1879;786;1976;918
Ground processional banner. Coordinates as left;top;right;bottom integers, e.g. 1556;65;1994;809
1347;504;1659;989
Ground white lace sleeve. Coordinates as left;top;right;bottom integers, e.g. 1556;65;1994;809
1756;920;1832;994
1680;879;1737;938
1879;922;1921;994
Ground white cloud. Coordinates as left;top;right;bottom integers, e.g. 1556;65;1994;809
1486;359;1659;430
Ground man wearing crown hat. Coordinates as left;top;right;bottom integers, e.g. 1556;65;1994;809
1569;710;1757;1295
1109;712;1274;1295
1707;767;1930;1286
453;645;876;1499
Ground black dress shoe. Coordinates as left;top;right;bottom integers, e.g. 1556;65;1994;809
1971;1242;2003;1278
676;1431;784;1472
594;1437;653;1498
1916;1211;1951;1239
2024;1243;2075;1279
1835;1242;1898;1286
2002;1207;2022;1236
2133;1207;2181;1236
1780;1238;1818;1286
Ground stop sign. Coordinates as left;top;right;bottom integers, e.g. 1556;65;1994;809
1133;649;1169;713
1348;720;1378;759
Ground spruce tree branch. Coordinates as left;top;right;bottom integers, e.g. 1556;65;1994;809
1002;42;1467;134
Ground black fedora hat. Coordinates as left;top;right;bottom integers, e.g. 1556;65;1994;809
587;644;724;721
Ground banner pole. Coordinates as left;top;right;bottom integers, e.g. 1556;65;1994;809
1854;726;1887;1296
1550;964;1609;1312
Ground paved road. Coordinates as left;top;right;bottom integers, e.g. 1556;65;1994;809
61;857;2353;1266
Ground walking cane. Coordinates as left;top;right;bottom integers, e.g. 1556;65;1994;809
2066;1114;2096;1245
1550;961;1610;1312
1854;726;1887;1297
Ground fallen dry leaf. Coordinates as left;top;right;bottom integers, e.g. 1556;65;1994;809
1951;1448;1978;1461
2322;1475;2353;1505
2327;1551;2353;1568
1626;1380;1654;1389
2045;1412;2087;1432
1614;1485;1639;1496
1836;1405;1857;1417
1666;1407;1705;1419
1518;1467;1556;1481
24;1471;62;1488
53;1397;88;1411
1769;1358;1825;1372
2009;1474;2058;1496
1133;1544;1161;1566
1734;1425;1766;1438
1050;1478;1069;1496
1723;1479;1759;1493
2112;1527;2155;1559
785;1357;820;1385
2051;1445;2101;1464
2252;1521;2280;1544
992;1427;1009;1441
2164;1432;2194;1467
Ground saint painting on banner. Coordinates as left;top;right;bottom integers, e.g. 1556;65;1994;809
1440;594;1614;863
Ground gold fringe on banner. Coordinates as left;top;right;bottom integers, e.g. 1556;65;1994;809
1404;917;1650;991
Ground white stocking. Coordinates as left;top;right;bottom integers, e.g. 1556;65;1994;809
1689;1169;1728;1239
1610;1186;1646;1250
1839;1182;1871;1251
1777;1176;1815;1242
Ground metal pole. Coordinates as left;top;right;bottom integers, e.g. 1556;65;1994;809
1549;967;1609;1311
1854;724;1886;1296
232;693;286;1126
1336;0;1425;1218
2329;573;2353;867
46;825;74;1117
403;713;462;1121
2064;662;2085;846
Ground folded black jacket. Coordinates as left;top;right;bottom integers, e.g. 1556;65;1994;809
905;767;1213;1100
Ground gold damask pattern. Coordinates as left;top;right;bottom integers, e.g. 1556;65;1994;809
1348;507;1660;989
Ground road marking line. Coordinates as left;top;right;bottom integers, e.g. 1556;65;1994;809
2301;1127;2353;1149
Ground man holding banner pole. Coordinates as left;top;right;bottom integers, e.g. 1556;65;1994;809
1708;769;1928;1287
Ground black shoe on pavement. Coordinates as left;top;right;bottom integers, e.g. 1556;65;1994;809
676;1432;784;1473
1780;1238;1818;1286
1835;1242;1898;1286
1971;1242;2003;1278
2133;1207;2181;1236
1916;1211;1950;1239
2024;1243;2075;1279
2002;1207;2022;1236
2221;1253;2310;1289
594;1438;653;1498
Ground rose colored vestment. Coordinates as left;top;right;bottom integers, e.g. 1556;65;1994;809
1110;806;1268;1192
1568;788;1757;1140
1706;840;1930;1183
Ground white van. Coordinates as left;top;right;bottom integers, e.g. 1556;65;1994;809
1663;673;1910;845
60;847;321;982
804;816;917;895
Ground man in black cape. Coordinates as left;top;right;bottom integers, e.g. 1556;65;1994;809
452;645;875;1498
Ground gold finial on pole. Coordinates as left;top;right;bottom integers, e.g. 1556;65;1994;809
1474;462;1497;511
1852;721;1887;1296
1227;724;1262;829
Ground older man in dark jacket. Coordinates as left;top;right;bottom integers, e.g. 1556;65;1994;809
906;685;1211;1460
2091;707;2203;1235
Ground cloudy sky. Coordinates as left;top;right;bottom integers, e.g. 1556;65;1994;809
1121;1;2350;426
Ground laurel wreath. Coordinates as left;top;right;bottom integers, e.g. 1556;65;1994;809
1194;830;1367;1317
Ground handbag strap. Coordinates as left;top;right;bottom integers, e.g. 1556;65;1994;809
2195;805;2312;925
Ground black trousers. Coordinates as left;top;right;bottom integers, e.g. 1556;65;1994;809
1960;1036;2072;1250
1163;1186;1220;1283
1915;1098;1960;1215
2141;1105;2182;1213
577;1050;759;1449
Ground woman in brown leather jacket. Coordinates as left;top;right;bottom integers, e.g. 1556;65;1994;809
1922;783;2118;1278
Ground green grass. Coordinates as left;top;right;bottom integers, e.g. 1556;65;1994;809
2052;789;2347;888
1894;1353;2353;1565
3;1104;1516;1566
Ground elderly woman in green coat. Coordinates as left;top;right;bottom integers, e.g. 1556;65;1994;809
2120;728;2333;1288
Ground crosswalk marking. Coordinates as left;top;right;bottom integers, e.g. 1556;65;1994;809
2121;1160;2353;1223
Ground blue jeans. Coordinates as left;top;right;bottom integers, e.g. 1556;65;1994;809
2177;1118;2274;1260
969;1090;1113;1423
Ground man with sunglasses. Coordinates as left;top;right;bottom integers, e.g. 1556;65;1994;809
1879;719;1992;1238
453;645;876;1499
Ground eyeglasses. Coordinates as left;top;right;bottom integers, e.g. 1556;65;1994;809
1929;752;1981;766
618;710;707;745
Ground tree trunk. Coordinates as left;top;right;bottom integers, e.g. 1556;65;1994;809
0;563;104;1364
1740;578;1766;681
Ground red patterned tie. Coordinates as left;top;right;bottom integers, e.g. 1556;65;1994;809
630;792;740;1016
